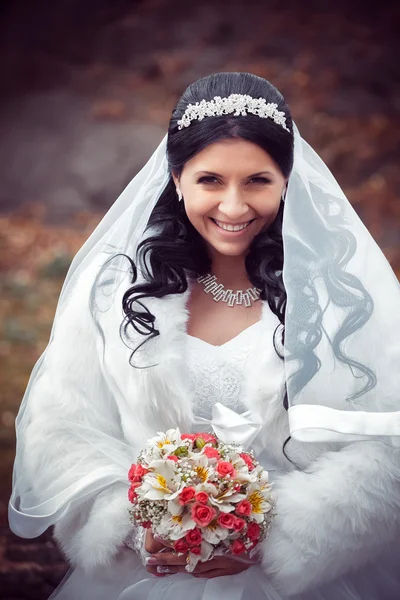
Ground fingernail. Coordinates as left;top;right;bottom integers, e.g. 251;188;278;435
146;557;159;565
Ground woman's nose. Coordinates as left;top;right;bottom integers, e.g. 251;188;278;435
218;190;249;221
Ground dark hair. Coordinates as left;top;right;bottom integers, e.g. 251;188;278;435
117;72;375;467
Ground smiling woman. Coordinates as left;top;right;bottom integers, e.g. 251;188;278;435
174;139;286;260
9;72;400;600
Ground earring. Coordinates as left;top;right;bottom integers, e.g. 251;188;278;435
281;188;286;203
176;187;183;202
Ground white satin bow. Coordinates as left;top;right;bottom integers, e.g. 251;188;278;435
194;403;263;450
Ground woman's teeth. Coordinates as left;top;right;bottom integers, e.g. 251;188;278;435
214;219;252;232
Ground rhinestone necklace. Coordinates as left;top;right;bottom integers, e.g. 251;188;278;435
197;274;262;308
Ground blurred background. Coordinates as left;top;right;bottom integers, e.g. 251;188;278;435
0;0;399;597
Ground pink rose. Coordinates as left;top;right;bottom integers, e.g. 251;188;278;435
246;522;261;541
167;455;179;462
235;500;252;517
203;447;220;460
191;545;202;555
191;502;216;527
231;539;246;555
174;538;189;553
195;492;209;504
233;516;246;532
179;486;197;505
216;461;236;478
185;528;202;546
240;452;255;471
181;434;196;442
217;513;236;529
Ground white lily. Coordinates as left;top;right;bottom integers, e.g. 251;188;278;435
144;428;183;460
156;511;196;541
246;482;274;523
148;428;182;448
209;487;247;512
186;540;214;573
201;521;229;544
185;454;216;484
140;460;183;501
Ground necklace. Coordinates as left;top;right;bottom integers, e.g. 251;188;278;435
197;274;262;308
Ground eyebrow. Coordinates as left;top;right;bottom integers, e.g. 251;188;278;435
195;170;275;178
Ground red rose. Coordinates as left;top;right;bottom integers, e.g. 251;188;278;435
246;522;261;541
233;516;246;532
128;464;137;481
167;455;179;462
174;538;189;553
240;452;255;471
217;513;236;529
195;492;209;504
216;461;236;478
231;539;246;555
128;463;149;483
135;464;149;478
191;545;202;555
191;502;217;527
181;434;196;442
142;521;152;529
179;486;196;505
128;487;137;503
203;447;220;459
235;500;252;517
185;528;202;546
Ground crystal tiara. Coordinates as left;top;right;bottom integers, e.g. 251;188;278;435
177;93;290;132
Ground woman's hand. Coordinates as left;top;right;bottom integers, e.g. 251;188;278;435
144;529;171;555
145;542;252;578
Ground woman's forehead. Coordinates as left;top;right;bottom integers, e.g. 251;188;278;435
183;138;280;176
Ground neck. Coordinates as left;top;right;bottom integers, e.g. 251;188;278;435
209;253;251;289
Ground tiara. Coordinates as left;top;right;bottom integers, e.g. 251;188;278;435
177;94;290;132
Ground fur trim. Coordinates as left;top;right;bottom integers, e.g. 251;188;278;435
54;483;131;574
260;441;400;596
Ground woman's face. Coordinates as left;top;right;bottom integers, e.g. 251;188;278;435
174;138;286;260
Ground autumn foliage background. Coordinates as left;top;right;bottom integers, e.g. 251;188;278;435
0;0;399;597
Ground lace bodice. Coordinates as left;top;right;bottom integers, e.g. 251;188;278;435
185;321;263;419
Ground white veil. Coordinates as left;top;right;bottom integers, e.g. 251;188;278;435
8;123;400;541
284;126;400;443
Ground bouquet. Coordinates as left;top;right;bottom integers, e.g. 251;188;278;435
128;428;276;572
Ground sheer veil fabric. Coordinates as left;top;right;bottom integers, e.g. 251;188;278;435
9;123;400;545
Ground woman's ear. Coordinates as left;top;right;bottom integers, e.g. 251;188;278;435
171;173;180;189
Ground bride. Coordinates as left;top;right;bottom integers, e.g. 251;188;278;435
9;72;400;599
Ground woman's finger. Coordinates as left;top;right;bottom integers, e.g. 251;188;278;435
147;551;188;566
146;564;186;577
144;530;166;554
192;568;228;579
192;558;224;573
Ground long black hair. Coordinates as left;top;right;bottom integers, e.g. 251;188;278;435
118;72;375;466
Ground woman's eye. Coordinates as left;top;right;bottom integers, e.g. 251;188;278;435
197;176;219;184
249;177;271;184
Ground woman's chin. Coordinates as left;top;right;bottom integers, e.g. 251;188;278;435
205;239;253;258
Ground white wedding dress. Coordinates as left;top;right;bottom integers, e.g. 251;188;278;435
50;323;399;600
